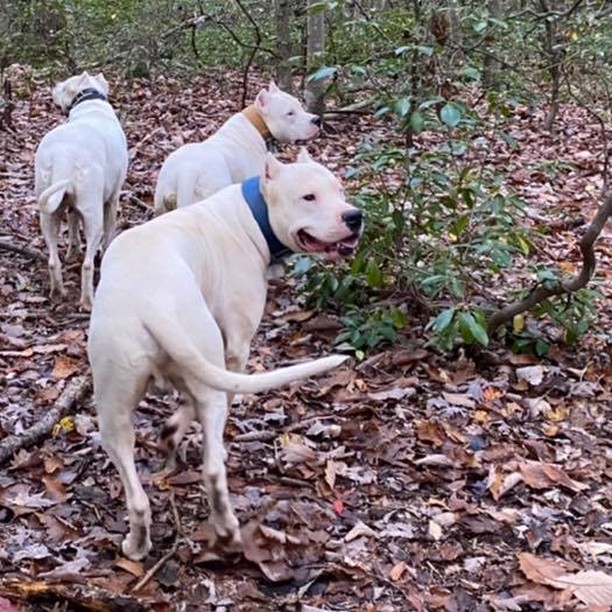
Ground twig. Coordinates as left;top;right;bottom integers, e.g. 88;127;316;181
487;193;612;333
0;376;92;465
131;490;182;593
233;430;276;443
0;239;47;263
234;0;263;109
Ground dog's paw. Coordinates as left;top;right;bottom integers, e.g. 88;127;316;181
121;531;152;561
49;287;67;302
78;297;93;312
210;514;242;551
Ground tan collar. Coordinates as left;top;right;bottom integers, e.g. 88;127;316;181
242;105;271;140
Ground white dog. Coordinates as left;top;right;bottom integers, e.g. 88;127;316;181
34;71;128;310
88;151;363;560
153;81;320;215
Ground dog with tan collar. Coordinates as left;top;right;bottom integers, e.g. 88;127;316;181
88;150;362;560
153;81;320;215
34;71;128;310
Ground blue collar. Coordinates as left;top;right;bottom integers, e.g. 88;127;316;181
242;176;291;262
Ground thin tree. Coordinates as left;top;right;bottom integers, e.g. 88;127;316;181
305;0;326;118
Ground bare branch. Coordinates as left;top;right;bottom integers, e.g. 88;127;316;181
487;193;612;334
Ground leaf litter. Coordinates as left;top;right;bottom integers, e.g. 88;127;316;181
0;69;610;610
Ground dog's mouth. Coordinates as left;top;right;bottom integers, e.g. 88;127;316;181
297;229;360;258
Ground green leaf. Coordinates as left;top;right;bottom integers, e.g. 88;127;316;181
450;214;469;238
462;66;481;81
394;97;411;118
440;103;462;128
373;105;391;119
410;111;425;133
365;258;383;288
431;308;455;332
308;65;337;82
417;45;434;57
460;312;489;346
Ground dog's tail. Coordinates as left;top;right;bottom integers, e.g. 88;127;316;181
38;179;70;214
144;315;347;395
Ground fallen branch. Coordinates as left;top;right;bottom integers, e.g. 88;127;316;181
0;577;150;611
0;375;92;465
0;239;47;263
487;193;612;334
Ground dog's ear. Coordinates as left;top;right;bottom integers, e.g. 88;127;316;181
263;152;284;182
255;88;269;111
268;80;280;93
296;147;314;164
94;73;109;96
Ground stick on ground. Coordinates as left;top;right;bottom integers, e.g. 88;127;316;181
0;239;47;263
0;375;92;465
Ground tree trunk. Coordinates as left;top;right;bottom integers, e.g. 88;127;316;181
482;0;502;90
275;0;294;93
305;0;326;118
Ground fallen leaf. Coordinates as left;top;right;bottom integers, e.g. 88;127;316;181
390;560;408;581
516;365;545;386
51;354;81;379
325;459;337;490
549;570;612;606
345;520;377;542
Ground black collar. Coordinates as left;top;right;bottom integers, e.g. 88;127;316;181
66;88;107;115
241;176;291;263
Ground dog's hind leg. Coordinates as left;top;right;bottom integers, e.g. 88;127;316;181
102;192;119;251
93;363;152;560
40;211;65;300
79;200;104;311
159;400;195;469
66;209;80;261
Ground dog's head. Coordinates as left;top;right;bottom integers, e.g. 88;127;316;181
254;81;320;143
52;71;109;113
261;150;362;260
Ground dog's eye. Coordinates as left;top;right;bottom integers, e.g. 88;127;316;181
303;193;316;202
287;110;295;116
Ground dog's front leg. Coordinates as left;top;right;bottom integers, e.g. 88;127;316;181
40;211;66;300
197;390;241;548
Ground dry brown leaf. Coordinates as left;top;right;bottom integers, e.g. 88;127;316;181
389;560;408;581
324;459;336;490
51;354;81;380
519;460;588;492
548;570;612;606
441;391;476;408
518;552;568;584
487;465;523;501
345;520;377;542
114;557;145;578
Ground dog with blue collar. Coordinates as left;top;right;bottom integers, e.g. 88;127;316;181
88;149;363;561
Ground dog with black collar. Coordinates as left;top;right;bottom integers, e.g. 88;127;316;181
34;71;128;310
88;149;362;560
153;80;321;215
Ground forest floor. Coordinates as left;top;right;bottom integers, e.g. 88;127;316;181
0;70;610;611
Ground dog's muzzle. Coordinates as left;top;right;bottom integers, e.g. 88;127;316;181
342;209;363;233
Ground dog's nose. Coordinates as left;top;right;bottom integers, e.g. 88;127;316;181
311;116;321;127
342;209;363;232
